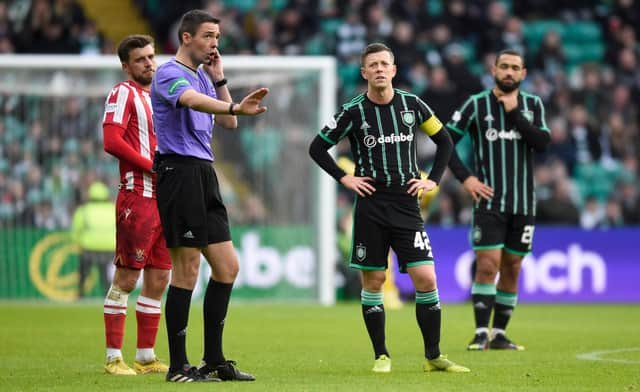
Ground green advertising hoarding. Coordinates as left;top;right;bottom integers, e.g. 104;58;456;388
0;226;316;302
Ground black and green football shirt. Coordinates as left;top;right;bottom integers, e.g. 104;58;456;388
319;89;444;187
446;89;550;216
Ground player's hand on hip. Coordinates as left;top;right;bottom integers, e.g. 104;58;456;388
340;175;375;197
237;88;269;115
463;176;493;202
407;178;436;197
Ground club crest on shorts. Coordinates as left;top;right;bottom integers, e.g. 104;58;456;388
472;226;482;243
521;110;533;123
401;110;415;127
355;244;367;261
135;248;145;262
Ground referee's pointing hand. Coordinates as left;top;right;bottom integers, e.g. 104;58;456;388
238;88;269;115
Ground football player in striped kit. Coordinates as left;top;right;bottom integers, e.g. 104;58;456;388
446;49;550;351
101;34;171;375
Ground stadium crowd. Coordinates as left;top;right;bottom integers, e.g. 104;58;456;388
1;0;639;230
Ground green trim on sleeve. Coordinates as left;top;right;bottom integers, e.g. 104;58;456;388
168;78;190;95
318;132;337;145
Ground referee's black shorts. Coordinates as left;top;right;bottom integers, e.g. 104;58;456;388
156;154;231;248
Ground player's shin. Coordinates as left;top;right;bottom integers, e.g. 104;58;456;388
416;290;441;359
361;289;389;358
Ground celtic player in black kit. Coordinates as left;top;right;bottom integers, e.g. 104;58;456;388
309;43;469;374
446;49;550;351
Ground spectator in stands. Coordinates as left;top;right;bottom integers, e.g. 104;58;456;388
405;60;428;96
71;180;114;298
388;20;419;86
421;65;457;121
580;195;605;229
52;0;86;43
572;64;606;123
273;6;307;55
601;196;625;228
477;0;509;57
618;179;640;224
424;23;451;66
362;1;393;42
500;16;527;57
615;47;640;100
436;0;477;41
442;43;482;103
543;116;577;173
537;177;580;225
335;7;366;61
568;104;601;164
78;20;105;55
534;30;566;80
602;113;635;161
388;0;431;32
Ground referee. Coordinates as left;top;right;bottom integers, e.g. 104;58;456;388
151;10;267;382
446;49;550;351
309;43;469;374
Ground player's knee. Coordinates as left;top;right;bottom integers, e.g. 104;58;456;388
361;270;385;291
501;258;523;279
156;271;170;289
144;271;170;296
212;259;239;282
112;269;138;293
475;259;498;281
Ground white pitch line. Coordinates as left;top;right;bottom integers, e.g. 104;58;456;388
576;348;640;364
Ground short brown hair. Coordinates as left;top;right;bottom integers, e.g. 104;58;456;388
177;10;220;44
117;34;154;63
360;42;394;67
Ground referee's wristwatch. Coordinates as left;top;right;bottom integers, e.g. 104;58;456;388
214;78;228;88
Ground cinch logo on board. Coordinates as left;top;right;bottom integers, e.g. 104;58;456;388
454;244;607;295
364;133;414;148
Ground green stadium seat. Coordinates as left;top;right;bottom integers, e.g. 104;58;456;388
222;0;256;12
522;20;565;45
338;62;361;86
563;22;601;42
321;18;342;35
304;35;328;55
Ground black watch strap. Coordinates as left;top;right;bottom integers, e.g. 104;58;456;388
214;78;228;88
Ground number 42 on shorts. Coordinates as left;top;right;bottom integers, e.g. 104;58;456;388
413;231;433;256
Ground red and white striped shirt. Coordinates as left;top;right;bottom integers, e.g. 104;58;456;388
103;81;156;198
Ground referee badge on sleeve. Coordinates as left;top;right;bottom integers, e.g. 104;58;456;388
356;244;367;261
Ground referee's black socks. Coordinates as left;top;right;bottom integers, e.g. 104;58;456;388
165;285;193;371
203;279;233;366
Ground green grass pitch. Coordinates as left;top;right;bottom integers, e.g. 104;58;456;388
1;302;638;391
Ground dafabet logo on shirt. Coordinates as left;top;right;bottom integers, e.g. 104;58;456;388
363;133;414;148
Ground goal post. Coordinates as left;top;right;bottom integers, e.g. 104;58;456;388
0;55;338;305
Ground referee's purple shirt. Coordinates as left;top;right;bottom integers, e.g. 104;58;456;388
151;58;218;161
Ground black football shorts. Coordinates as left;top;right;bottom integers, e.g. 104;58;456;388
156;154;231;248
